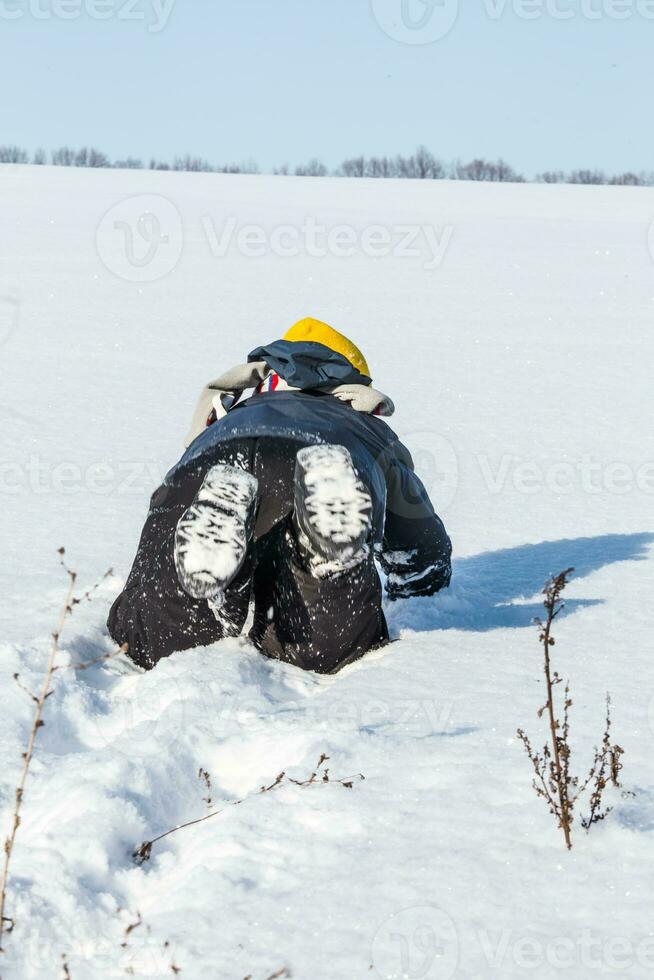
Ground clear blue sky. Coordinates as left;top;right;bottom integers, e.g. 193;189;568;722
0;0;650;176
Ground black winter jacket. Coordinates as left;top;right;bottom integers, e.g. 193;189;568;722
170;389;452;599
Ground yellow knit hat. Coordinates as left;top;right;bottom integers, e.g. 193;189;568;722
283;317;370;378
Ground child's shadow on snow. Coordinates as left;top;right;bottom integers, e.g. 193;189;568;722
385;532;654;634
615;787;654;833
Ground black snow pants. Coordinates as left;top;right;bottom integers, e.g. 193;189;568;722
107;437;388;674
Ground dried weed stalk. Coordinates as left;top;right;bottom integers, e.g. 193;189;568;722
0;549;127;953
198;767;213;809
243;969;291;980
134;754;364;865
517;568;625;849
120;908;181;975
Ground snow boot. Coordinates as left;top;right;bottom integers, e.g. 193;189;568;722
293;444;373;578
174;464;258;602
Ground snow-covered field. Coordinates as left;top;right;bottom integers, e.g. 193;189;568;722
1;164;653;979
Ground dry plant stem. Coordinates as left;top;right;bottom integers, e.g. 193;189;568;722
53;646;127;674
243;970;290;980
163;940;182;975
580;696;626;830
541;583;573;850
0;565;76;951
120;909;181;974
0;552;127;954
134;756;364;864
198;768;213;809
518;567;627;850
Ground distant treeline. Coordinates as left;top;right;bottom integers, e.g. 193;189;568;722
1;143;652;186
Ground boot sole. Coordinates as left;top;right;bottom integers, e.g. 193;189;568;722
294;444;372;563
174;464;258;600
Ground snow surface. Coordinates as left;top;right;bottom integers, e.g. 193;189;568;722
1;164;653;979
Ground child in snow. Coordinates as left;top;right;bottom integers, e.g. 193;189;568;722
108;318;452;673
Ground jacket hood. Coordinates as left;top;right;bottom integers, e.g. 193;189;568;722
184;344;393;448
248;340;372;390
